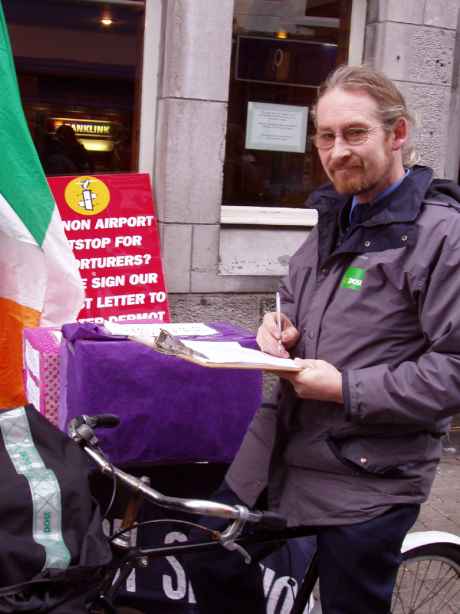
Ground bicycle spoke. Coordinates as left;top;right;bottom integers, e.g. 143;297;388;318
428;572;460;613
392;556;460;613
410;563;457;612
413;558;443;613
393;563;409;614
410;557;432;608
393;558;431;613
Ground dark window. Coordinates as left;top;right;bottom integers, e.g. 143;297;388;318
223;0;352;208
3;0;145;175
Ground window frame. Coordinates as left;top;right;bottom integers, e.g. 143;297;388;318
220;0;367;228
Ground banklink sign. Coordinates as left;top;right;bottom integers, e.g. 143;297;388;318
51;117;113;137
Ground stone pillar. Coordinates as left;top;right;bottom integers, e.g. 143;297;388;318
365;0;460;178
154;0;234;293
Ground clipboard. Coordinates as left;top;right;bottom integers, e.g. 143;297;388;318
129;329;302;372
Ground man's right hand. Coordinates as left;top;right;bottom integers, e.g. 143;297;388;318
256;312;300;358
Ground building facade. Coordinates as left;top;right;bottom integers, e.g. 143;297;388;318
145;0;460;332
5;0;460;332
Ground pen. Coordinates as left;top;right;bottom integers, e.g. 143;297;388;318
276;291;283;352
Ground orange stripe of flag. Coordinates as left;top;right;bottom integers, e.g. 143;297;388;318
0;297;40;409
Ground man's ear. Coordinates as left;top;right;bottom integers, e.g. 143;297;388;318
391;117;409;152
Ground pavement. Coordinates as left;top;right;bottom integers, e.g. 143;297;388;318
412;427;460;535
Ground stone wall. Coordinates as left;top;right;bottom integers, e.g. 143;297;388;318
155;0;280;302
365;0;460;178
155;0;233;295
154;0;282;330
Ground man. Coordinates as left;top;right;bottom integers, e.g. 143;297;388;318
189;65;460;613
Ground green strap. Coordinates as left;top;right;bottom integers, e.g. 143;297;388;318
0;407;71;570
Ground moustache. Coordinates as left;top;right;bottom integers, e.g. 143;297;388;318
330;162;364;173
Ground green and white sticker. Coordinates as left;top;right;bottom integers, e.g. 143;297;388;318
0;407;71;570
341;266;366;291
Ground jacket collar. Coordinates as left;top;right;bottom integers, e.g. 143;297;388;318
312;166;434;265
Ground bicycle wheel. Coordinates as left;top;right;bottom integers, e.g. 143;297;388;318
392;542;460;613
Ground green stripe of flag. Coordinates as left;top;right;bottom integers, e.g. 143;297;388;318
0;4;54;247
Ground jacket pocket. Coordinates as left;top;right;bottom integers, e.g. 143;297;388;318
326;431;441;479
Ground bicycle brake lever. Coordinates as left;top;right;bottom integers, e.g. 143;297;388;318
222;540;252;565
219;506;247;543
219;505;253;564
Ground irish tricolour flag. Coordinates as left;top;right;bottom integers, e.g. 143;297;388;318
0;7;84;408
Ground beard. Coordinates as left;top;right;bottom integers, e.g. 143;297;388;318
328;151;393;196
330;166;369;194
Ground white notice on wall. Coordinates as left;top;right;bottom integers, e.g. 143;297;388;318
245;102;308;153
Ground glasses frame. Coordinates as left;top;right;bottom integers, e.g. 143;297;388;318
312;124;387;150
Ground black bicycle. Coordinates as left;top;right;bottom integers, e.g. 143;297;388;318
70;414;460;614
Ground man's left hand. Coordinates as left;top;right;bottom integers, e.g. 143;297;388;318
280;359;343;403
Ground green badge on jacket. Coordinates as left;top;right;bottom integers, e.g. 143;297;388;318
341;266;366;291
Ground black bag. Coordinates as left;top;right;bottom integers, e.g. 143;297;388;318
0;405;112;612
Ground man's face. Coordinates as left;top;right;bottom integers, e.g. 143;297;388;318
315;88;403;202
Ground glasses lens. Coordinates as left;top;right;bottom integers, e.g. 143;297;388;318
344;127;370;145
314;133;335;149
314;126;377;149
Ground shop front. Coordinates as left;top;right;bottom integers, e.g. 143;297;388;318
3;0;145;175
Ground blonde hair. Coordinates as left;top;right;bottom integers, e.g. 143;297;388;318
313;65;418;166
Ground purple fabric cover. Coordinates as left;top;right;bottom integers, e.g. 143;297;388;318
60;322;262;465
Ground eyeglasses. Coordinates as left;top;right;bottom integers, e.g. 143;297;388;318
312;125;384;150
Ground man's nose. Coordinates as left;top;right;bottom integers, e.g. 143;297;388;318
329;135;352;159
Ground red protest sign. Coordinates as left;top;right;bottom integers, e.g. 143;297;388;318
49;173;170;324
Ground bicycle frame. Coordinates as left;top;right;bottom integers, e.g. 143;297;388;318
70;415;460;614
97;521;321;612
70;415;319;611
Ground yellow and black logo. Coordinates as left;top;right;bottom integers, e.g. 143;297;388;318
64;176;110;216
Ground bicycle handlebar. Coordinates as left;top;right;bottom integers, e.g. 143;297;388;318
256;511;288;531
83;444;253;521
69;415;287;535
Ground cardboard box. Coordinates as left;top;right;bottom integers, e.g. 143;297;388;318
23;328;62;426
